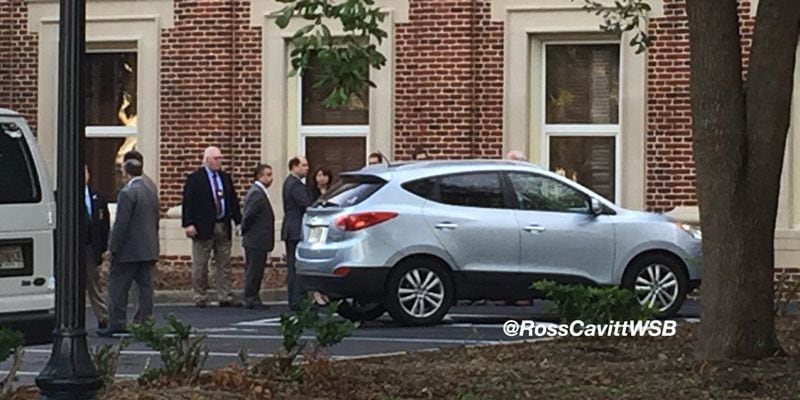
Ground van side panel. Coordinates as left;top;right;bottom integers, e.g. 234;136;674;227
0;115;55;316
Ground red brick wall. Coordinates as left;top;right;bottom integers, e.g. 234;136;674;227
394;0;503;160
645;0;754;212
0;1;38;131
159;0;262;211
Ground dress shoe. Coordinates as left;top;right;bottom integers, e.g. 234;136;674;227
195;300;208;308
219;300;243;308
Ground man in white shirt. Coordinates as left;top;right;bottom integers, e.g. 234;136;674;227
240;164;275;309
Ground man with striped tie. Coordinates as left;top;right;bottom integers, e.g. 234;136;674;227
182;146;243;308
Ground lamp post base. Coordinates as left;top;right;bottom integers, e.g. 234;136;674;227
35;329;102;400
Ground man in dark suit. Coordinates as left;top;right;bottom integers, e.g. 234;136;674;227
241;164;275;310
282;156;313;310
123;150;158;199
99;159;159;337
84;165;109;330
182;146;243;308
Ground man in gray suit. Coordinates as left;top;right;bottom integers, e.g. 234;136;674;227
241;164;275;310
98;159;160;337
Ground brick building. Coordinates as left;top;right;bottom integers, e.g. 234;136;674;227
1;0;799;290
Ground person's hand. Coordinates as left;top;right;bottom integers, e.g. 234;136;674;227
102;251;111;263
235;225;242;237
184;225;197;238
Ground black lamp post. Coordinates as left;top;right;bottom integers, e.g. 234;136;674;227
35;0;102;398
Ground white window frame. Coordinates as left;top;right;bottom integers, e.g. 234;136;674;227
296;71;370;156
541;40;622;203
84;46;139;139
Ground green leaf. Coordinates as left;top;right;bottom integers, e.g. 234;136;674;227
275;6;294;29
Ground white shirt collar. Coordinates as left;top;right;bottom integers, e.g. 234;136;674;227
128;176;143;187
254;181;269;197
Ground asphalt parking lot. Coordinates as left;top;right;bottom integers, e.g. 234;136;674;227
2;299;700;385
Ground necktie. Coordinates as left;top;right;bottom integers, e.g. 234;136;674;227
211;173;222;218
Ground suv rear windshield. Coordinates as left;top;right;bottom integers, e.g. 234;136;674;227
314;176;385;208
0;123;41;204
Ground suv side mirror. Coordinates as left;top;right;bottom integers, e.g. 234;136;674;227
590;198;604;216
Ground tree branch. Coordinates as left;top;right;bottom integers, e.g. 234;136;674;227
575;0;652;53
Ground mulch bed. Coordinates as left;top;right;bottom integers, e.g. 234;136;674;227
11;316;800;399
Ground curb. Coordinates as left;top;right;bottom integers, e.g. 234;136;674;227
152;288;288;304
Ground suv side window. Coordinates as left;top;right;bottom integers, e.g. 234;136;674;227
0;124;41;204
507;172;589;213
438;172;505;209
401;177;437;200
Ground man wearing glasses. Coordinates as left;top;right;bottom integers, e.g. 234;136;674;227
182;146;243;308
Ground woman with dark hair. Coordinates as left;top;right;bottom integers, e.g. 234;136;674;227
309;167;334;200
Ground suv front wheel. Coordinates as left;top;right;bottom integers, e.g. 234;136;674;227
385;260;453;326
622;254;688;317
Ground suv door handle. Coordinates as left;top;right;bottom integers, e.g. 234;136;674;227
435;222;458;230
523;224;545;233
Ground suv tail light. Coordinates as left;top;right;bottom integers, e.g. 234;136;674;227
334;212;398;231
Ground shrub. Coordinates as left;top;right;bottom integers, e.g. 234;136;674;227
532;280;654;324
91;339;129;390
240;295;356;380
0;327;24;400
129;314;209;384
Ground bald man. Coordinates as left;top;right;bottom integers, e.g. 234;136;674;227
182;146;243;308
506;150;527;161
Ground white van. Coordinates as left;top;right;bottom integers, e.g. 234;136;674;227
0;108;55;343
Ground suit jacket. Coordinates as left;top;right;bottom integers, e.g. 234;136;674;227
181;167;242;241
83;186;110;264
281;175;313;242
109;178;160;263
241;182;275;252
141;173;159;201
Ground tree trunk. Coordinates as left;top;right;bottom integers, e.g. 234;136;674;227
687;0;800;360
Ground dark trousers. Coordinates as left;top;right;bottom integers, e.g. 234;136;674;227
244;247;269;307
107;261;155;331
284;240;306;307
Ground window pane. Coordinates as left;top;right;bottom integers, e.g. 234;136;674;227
85;52;137;127
546;44;619;124
438;173;504;209
402;178;437;200
305;136;367;184
301;54;369;125
0;124;41;204
508;172;589;213
86;137;137;201
549;136;615;201
320;181;384;208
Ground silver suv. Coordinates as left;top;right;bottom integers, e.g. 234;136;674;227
296;160;702;325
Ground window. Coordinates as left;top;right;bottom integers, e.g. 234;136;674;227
544;43;619;202
84;48;138;200
508;172;589;213
317;179;385;208
0;124;41;204
402;177;437;200
438;173;505;209
299;53;370;180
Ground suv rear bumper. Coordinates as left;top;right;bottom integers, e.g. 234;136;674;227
299;268;390;302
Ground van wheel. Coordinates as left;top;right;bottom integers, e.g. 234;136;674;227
385;260;453;326
622;254;688;317
337;299;385;322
